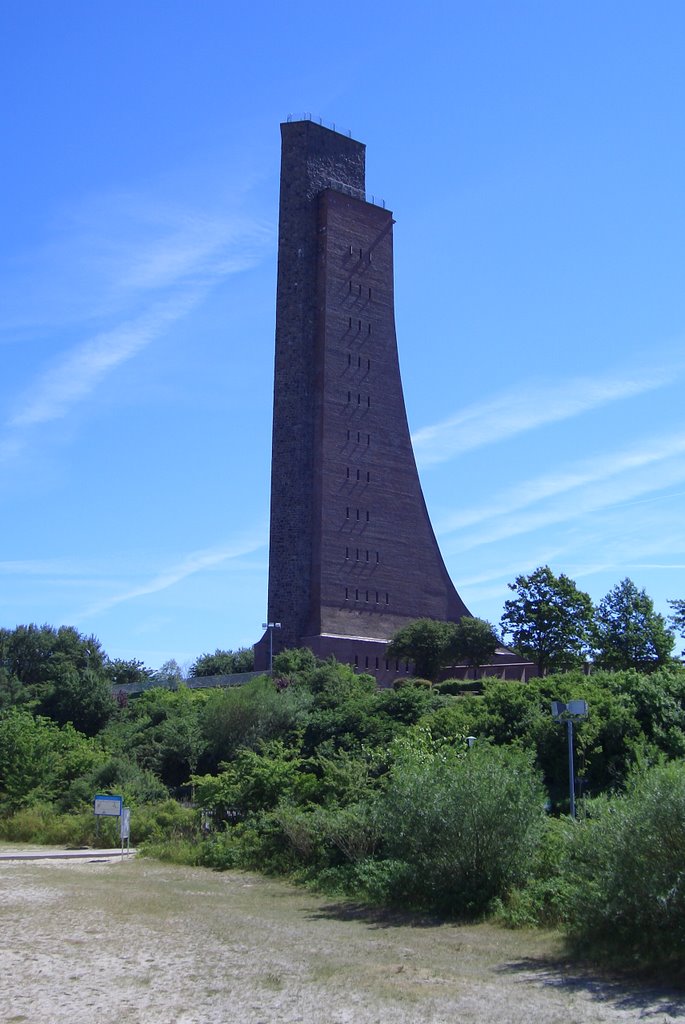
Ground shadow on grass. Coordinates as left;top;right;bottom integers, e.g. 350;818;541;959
496;956;685;1017
305;900;454;929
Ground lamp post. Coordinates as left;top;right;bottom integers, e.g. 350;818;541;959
551;699;588;819
262;622;282;674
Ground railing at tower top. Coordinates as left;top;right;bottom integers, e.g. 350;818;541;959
285;113;387;209
287;112;353;137
325;178;386;210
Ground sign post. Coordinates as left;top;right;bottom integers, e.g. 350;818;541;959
550;701;588;818
120;807;131;858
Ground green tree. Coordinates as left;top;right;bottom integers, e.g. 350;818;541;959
105;658;154;689
387;618;459;682
451;617;500;677
0;708;103;812
39;660;115;736
200;677;304;770
153;659;186;689
500;566;594;675
593;578;674;672
190;648;255;677
667;599;685;656
0;624;114;733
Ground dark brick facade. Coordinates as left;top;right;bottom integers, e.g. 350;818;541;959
254;120;475;681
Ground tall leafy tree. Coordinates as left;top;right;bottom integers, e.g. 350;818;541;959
189;648;254;677
500;566;594;675
594;579;674;672
105;658;154;690
1;624;114;733
451;617;500;678
387;619;459;682
668;599;685;656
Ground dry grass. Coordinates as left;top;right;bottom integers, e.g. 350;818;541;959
0;852;683;1024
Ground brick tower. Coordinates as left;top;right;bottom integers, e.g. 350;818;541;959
254;119;472;681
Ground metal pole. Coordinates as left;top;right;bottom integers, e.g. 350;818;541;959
567;718;576;819
269;625;273;674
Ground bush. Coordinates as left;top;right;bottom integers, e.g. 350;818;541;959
130;799;198;845
392;677;432;690
377;740;545;916
0;803;114;846
492;816;575;927
564;761;685;974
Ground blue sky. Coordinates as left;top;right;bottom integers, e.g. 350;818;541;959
2;1;684;669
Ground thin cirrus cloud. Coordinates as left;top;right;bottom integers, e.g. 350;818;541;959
0;189;271;336
75;531;267;620
8;289;204;430
1;187;272;454
441;432;685;555
437;431;685;536
412;361;683;467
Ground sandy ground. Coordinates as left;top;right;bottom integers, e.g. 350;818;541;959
0;851;683;1024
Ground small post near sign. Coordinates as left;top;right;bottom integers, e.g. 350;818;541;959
120;807;131;857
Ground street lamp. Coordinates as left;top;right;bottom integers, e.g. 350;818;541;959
551;699;588;819
262;622;282;674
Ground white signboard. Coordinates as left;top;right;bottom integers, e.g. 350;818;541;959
94;794;123;817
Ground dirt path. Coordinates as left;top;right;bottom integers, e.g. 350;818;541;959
0;854;683;1024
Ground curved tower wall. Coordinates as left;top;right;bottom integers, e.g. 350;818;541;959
256;120;471;679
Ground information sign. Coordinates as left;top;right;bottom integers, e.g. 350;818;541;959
94;794;123;817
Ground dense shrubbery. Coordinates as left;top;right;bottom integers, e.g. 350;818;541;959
2;626;685;976
563;761;685;975
374;739;544;915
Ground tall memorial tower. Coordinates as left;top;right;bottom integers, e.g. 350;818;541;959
254;119;472;680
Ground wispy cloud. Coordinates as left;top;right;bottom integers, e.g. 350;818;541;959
1;184;272;457
76;532;266;619
413;360;684;467
439;431;685;554
9;290;203;429
0;189;271;337
437;432;685;535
